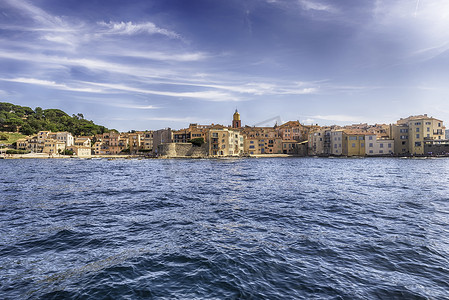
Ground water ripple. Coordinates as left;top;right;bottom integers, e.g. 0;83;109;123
1;157;449;299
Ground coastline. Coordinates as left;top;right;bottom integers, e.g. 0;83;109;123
2;153;448;160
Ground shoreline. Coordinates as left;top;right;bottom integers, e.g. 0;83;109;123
1;153;449;160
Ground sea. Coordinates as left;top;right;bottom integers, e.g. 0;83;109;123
1;157;449;299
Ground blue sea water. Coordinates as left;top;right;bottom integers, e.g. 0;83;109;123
1;157;449;299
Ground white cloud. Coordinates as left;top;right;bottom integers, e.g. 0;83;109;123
3;0;65;28
81;81;240;101
115;50;208;62
98;21;181;39
298;0;336;12
112;103;158;109
0;77;106;93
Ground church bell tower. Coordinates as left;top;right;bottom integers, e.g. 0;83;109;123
232;109;241;128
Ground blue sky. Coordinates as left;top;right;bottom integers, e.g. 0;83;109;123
1;0;448;131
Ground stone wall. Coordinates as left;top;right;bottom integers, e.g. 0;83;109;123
157;143;208;157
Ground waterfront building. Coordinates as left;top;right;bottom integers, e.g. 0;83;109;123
241;126;282;155
99;132;128;154
42;138;66;155
330;130;345;156
142;131;154;151
93;141;103;155
15;138;28;150
278;121;309;142
207;125;244;156
344;131;366;156
391;123;410;155
308;128;331;156
153;128;173;155
189;123;210;141
424;139;449;155
173;128;190;143
365;134;394;156
397;115;445;155
68;145;92;157
47;132;74;147
74;137;91;147
129;132;144;154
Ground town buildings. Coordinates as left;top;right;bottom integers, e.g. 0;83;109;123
11;112;448;157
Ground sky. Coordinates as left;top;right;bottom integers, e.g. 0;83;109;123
1;0;449;131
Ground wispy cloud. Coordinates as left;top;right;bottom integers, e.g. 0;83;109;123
111;103;158;109
98;21;181;39
0;77;106;93
3;0;65;28
112;50;208;62
298;0;336;12
82;81;240;101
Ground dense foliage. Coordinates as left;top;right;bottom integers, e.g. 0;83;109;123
0;102;108;136
191;137;205;147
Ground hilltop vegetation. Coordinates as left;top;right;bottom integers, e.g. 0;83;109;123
0;102;108;136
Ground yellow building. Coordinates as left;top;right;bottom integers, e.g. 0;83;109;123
208;126;244;156
15;138;28;150
129;132;143;154
42;139;66;155
241;126;282;155
396;115;446;155
142;131;154;151
74;137;91;147
344;131;366;156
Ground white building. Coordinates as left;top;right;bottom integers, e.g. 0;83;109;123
365;134;394;155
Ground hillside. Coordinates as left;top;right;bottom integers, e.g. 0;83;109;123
0;102;109;136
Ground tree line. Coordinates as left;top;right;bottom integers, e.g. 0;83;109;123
0;102;109;136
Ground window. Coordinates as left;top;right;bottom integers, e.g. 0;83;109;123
416;134;420;139
369;150;373;154
359;136;364;140
427;127;430;132
250;141;254;144
212;133;218;138
388;143;392;148
361;143;364;147
369;143;373;147
379;150;383;154
380;143;383;148
352;143;356;148
369;136;373;140
334;144;337;148
415;142;422;147
416;128;420;132
349;137;357;140
426;122;431;125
